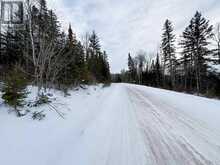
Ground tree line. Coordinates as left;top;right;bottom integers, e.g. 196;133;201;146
0;0;110;89
0;0;110;116
114;11;220;97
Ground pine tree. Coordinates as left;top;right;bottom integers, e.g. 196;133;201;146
89;31;101;53
74;41;86;82
48;10;61;45
4;28;18;65
2;67;28;116
180;11;213;93
0;25;25;67
85;32;111;83
179;51;192;90
161;19;176;88
87;31;101;81
67;24;77;47
61;24;77;85
101;51;111;82
58;25;87;86
154;53;162;87
59;31;66;48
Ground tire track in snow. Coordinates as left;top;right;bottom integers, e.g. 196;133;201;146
126;85;220;165
53;84;147;165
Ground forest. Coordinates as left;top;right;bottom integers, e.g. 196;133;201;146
0;0;110;116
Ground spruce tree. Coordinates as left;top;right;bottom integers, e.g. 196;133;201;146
1;25;25;67
161;19;176;88
62;24;77;85
88;31;101;81
155;53;162;87
89;31;101;52
48;10;61;45
101;51;111;82
180;11;213;93
128;53;137;83
75;41;86;82
59;24;86;86
2;67;28;116
67;24;77;47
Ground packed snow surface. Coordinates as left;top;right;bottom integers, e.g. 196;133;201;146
0;83;220;165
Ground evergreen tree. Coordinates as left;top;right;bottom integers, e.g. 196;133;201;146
0;25;25;67
4;28;18;65
38;0;48;37
89;31;101;53
48;10;61;45
128;53;137;83
59;31;66;48
74;41;86;82
61;24;77;85
180;11;213;93
2;67;28;116
154;53;162;87
59;24;86;86
101;51;111;82
161;19;176;88
67;24;77;47
178;50;193;90
87;31;101;81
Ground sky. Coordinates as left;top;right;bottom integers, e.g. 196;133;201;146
47;0;220;73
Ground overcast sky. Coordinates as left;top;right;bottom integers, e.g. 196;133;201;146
47;0;220;73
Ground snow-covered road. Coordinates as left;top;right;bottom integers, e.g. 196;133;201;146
126;85;220;165
0;84;220;165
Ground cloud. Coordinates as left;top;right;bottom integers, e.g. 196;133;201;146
47;0;220;73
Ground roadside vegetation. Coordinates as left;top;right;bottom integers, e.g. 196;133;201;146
113;12;220;98
0;0;110;117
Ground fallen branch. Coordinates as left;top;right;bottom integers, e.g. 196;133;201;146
48;103;65;119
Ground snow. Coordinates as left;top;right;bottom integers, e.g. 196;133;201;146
0;83;220;165
213;64;220;73
128;84;220;131
210;64;220;73
126;84;220;164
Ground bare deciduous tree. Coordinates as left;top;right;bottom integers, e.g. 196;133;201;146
213;23;220;64
135;51;146;84
23;0;74;95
